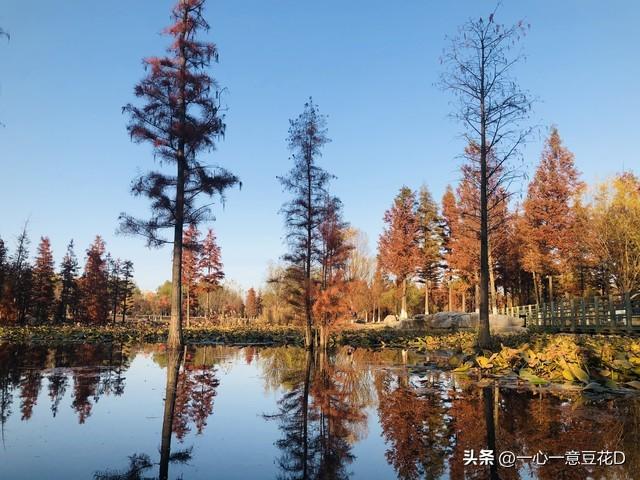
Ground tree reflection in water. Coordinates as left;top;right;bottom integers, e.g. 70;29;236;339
0;342;134;431
375;369;451;480
2;343;640;479
264;347;369;480
94;345;222;480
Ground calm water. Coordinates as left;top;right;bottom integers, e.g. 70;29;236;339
0;343;638;480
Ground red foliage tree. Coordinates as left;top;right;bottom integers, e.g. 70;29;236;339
182;224;201;327
80;236;109;324
199;228;224;318
120;0;239;349
521;127;583;302
314;196;352;346
245;287;259;319
31;236;55;322
377;187;420;319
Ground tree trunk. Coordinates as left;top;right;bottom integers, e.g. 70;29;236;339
489;252;498;315
186;288;190;328
168;8;188;350
483;385;499;480
477;84;491;348
424;280;430;315
547;275;554;303
301;350;312;478
169;190;184;349
305;157;313;350
448;281;453;312
399;278;408;319
159;347;182;480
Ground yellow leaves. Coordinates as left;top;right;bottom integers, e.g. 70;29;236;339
453;361;473;373
568;364;590;384
522;349;538;367
562;369;575;382
629;356;640;366
613;359;634;370
414;332;640;392
518;368;548;386
476;356;493;369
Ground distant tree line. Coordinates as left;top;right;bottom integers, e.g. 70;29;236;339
374;129;640;319
0;229;135;324
255;127;640;329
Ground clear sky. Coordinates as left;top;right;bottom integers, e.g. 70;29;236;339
1;1;638;293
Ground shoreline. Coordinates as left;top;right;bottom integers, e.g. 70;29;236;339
3;324;640;395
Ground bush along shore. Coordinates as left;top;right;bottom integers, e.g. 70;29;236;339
3;324;640;394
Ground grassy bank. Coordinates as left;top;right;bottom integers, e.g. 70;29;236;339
0;323;426;347
0;324;305;346
3;323;640;393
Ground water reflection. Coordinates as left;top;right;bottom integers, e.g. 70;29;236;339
0;342;639;479
265;349;369;479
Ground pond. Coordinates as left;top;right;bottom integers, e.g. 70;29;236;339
0;343;638;479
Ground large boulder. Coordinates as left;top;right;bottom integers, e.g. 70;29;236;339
395;311;526;333
383;314;399;325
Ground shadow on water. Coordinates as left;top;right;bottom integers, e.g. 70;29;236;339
1;343;640;479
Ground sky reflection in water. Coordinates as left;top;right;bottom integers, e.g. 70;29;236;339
0;343;638;480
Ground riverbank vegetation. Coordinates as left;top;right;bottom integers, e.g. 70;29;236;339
3;322;640;394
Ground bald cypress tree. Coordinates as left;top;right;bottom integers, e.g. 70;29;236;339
57;240;80;323
278;98;333;349
80;236;109;324
10;225;32;324
440;11;533;347
199;228;224;319
521;127;583;302
31;237;55;322
377;187;420;320
415;185;443;315
120;0;239;348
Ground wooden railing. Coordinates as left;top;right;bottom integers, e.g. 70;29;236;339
500;293;640;333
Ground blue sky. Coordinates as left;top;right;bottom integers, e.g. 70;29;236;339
1;1;638;292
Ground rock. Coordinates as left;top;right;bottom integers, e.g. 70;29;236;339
394;311;526;333
383;314;399;324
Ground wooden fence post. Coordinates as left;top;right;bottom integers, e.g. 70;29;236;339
594;296;601;332
580;298;586;329
609;294;616;327
570;299;576;333
625;292;633;333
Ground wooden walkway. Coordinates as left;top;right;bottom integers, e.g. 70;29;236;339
500;293;640;334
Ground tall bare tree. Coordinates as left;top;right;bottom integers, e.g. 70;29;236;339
120;0;239;348
278;98;333;349
440;10;533;348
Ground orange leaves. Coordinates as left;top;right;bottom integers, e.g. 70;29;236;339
377;187;421;283
521;127;583;278
313;280;350;326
